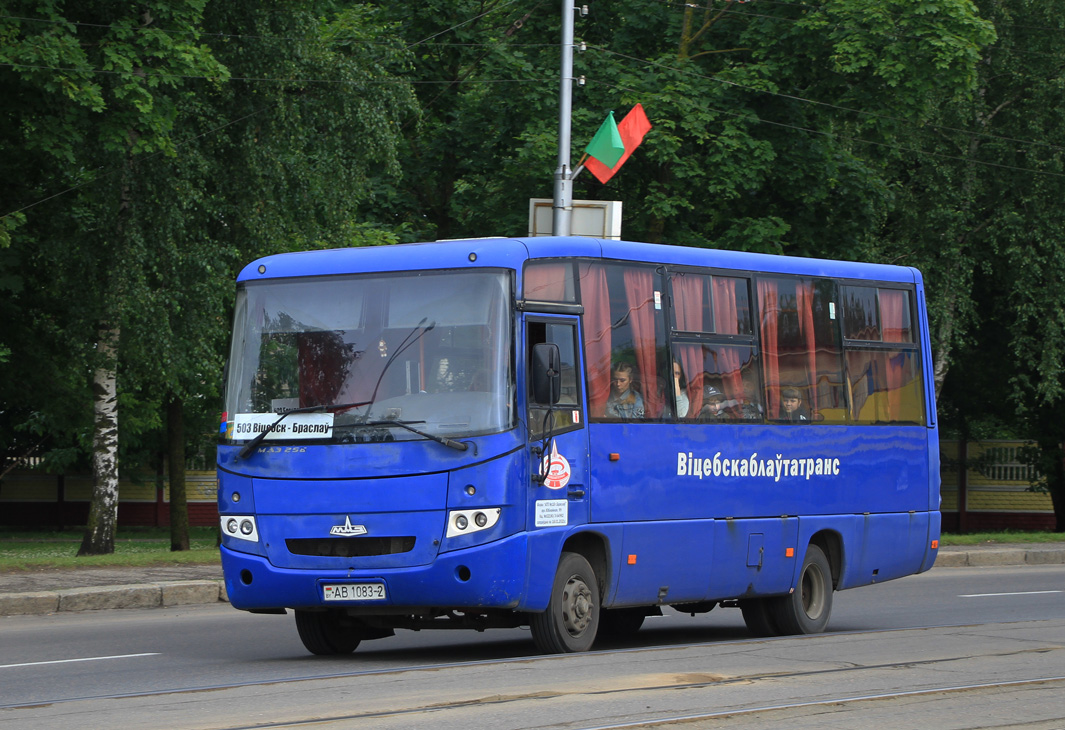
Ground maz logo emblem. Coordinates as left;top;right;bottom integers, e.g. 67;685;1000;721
329;516;368;536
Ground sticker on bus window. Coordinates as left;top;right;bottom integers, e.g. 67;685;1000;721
232;413;334;441
535;499;568;527
540;441;571;490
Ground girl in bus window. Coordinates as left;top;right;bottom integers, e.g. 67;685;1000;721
606;362;644;419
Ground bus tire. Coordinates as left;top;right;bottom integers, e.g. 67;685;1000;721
772;544;833;635
530;552;599;653
740;598;780;637
295;609;362;655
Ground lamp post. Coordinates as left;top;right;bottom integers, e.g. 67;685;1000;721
552;0;577;236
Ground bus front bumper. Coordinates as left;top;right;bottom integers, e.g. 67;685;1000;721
221;533;530;612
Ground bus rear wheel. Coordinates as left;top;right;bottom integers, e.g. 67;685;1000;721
531;552;599;653
295;609;362;655
772;544;833;635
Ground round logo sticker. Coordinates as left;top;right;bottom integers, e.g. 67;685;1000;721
540;441;571;490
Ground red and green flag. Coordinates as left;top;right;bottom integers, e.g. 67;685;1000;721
583;104;652;184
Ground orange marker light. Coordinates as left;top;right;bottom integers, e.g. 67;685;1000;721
609;453;621;461
627;554;637;565
931;540;939;549
785;547;795;558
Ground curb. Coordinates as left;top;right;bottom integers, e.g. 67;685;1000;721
0;580;228;617
934;547;1065;568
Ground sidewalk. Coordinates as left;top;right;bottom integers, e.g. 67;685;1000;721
0;544;1062;617
0;564;225;617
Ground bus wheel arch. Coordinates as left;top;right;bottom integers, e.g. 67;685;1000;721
808;530;843;590
561;531;610;603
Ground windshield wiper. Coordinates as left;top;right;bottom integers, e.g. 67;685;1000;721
359;419;469;452
363;318;435;417
237;401;367;460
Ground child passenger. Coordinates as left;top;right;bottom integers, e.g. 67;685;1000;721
779;386;811;422
605;362;644;419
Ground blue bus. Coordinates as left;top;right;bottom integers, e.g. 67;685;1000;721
218;236;940;655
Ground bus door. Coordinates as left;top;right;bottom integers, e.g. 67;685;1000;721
525;316;590;534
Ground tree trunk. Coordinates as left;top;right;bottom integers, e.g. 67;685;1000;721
79;327;120;556
167;393;190;551
1043;440;1064;533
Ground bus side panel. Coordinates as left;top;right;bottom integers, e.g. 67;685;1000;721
609;520;713;606
706;517;799;601
589;424;932;523
834;511;930;590
921;509;941;573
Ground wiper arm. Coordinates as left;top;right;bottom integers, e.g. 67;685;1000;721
363;318;435;416
237;401;367;460
361;419;469;452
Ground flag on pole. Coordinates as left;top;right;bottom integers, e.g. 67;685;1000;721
584;111;625;168
584;104;652;184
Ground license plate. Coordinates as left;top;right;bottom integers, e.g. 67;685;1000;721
323;583;386;601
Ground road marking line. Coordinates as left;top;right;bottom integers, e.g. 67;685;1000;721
0;653;160;669
959;590;1063;598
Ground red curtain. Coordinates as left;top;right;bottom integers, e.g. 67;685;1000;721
298;332;350;407
795;281;818;411
671;273;705;416
524;264;569;302
757;280;780;417
713;277;744;403
879;289;907;419
624;267;662;417
581;263;613;417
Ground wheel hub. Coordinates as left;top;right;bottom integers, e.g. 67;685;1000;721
562;576;593;636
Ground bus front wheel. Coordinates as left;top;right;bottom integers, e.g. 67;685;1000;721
531;552;600;653
295;609;362;655
773;544;833;634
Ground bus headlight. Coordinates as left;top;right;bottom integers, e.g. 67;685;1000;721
221;515;259;543
446;508;500;538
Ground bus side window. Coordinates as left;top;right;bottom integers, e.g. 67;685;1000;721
756;276;845;423
528;321;582;438
842;286;924;424
583;262;667;420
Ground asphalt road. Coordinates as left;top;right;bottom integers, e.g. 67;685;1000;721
2;564;1063;729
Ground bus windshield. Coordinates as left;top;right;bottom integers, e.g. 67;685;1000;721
223;269;513;445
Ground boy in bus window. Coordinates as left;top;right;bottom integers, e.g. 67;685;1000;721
606;362;644;419
780;386;811;422
698;385;728;420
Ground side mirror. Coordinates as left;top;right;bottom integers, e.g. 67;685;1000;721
531;343;562;405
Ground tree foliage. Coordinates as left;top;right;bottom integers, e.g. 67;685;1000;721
0;1;416;552
3;0;1064;532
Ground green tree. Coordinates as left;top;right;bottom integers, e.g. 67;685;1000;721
877;0;1065;529
0;2;416;552
1;1;229;554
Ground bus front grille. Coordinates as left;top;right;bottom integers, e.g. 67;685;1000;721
286;537;417;558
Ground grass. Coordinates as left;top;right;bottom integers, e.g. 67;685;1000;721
0;526;221;572
939;530;1062;546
